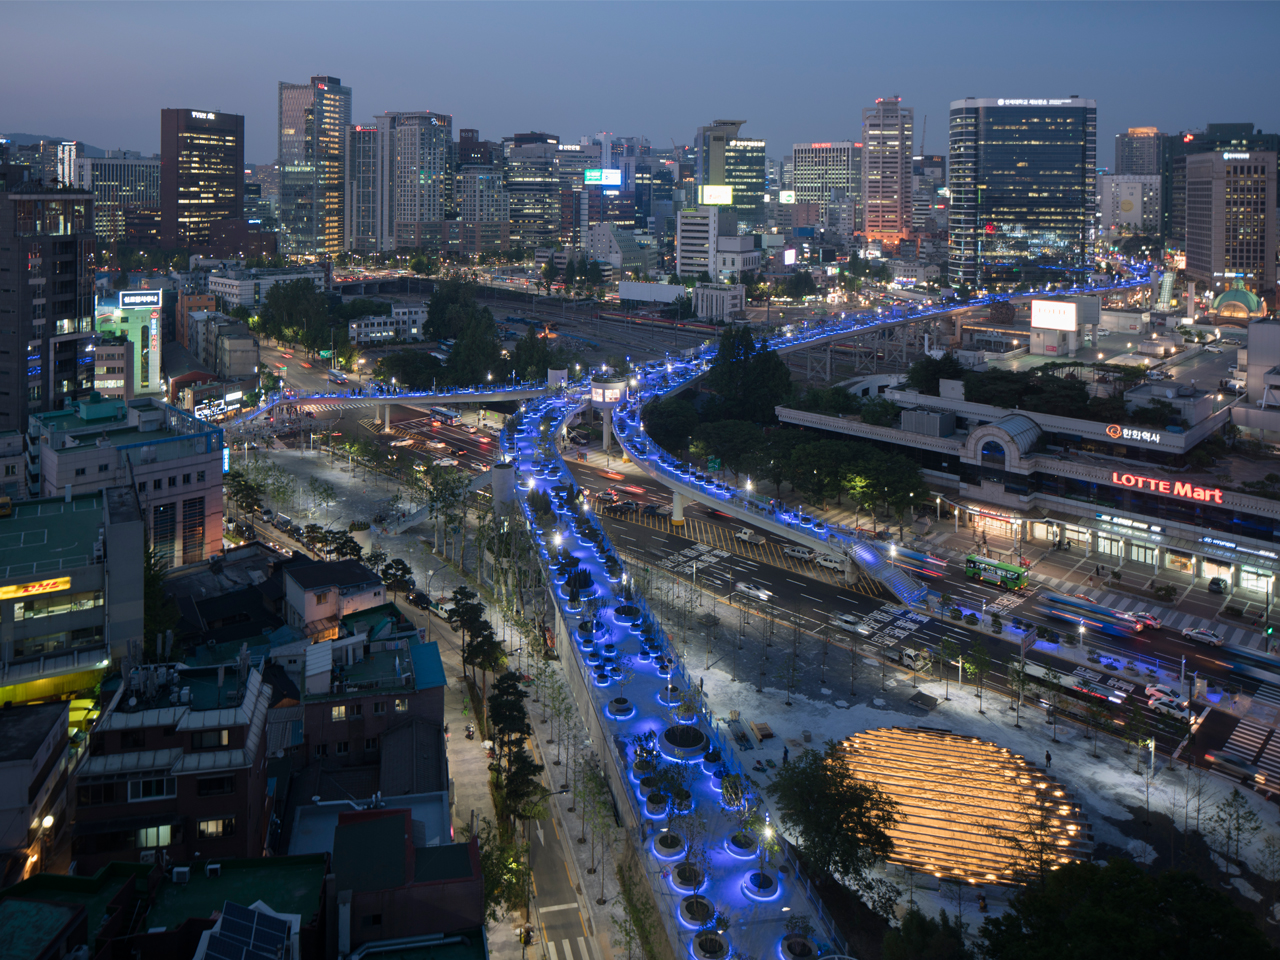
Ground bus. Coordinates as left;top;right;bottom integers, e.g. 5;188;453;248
889;546;948;579
1038;592;1139;638
430;407;462;426
963;554;1027;589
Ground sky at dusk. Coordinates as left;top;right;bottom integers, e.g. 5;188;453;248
3;1;1278;167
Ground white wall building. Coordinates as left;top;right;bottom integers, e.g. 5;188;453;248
676;206;738;278
208;265;327;309
1097;175;1161;235
693;283;746;320
714;235;761;281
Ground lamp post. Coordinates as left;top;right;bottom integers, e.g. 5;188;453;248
936;496;941;520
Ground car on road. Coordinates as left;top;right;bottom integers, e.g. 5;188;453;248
1148;695;1191;721
1112;610;1145;632
436;458;460;467
831;612;872;636
642;504;659;517
735;527;766;545
1205;344;1223;353
425;439;447;449
617;500;639;513
1182;627;1224;647
815;553;845;570
1208;577;1228;594
597;488;619;503
784;545;817;561
1204;749;1264;783
452;448;468;458
259;508;275;522
1128;611;1163;629
734;581;772;602
461;424;478;434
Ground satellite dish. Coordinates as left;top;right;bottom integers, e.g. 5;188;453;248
1165;389;1175;399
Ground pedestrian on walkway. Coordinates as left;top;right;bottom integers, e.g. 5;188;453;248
1095;564;1101;576
1045;750;1052;769
783;746;789;765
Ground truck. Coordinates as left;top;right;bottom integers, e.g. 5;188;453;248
735;527;766;545
884;646;929;670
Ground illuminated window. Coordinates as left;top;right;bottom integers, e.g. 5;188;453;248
332;705;346;722
136;825;172;848
197;817;235;838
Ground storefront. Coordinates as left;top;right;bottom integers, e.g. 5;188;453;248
1165;549;1195;574
1241;567;1275;593
1096;533;1124;559
1128;542;1159;566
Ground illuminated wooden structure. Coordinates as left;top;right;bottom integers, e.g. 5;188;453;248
837;727;1093;885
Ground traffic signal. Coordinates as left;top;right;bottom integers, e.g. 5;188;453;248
1267;624;1274;636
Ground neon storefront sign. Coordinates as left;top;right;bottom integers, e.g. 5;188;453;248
1111;471;1223;503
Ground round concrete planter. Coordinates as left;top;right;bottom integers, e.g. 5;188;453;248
691;934;728;960
671;861;704;893
725;832;757;859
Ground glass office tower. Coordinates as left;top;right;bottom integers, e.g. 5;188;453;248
948;97;1096;286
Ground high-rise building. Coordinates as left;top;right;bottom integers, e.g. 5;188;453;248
694;120;743;187
675;205;736;278
55;142;81;188
862;97;913;242
72;154;161;241
388;111;454;249
160;109;245;248
792;142;861;223
343;124;383;254
1162;123;1279;244
724;137;766;228
507;142;560;247
947;97;1096;286
457;165;509;224
1114;127;1163;176
1184;151;1275;298
277;76;352;257
911;154;946;232
0;171;98;431
1097;175;1161;236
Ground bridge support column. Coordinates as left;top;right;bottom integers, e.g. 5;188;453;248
491;461;516;518
382;404;392;432
844;556;857;585
671;491;686;527
602;408;614;454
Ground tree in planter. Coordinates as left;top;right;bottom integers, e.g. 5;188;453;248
949;606;963;621
963;639;993;713
882;905;969;960
765;740;899;904
1007;660;1031;728
990;612;1003;634
488;672;532;770
1039;667;1065;742
1084;700;1110;758
651;760;694;835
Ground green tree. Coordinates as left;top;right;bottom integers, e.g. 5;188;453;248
765;740;899;894
380;558;414;598
463;816;529;923
883;905;972;960
691;420;763;478
905;354;966;396
143;545;179;656
963;640;992;713
640;396;699;452
112;267;130;290
978;859;1278;960
1210;788;1264;864
542;259;560;295
860;396;902;427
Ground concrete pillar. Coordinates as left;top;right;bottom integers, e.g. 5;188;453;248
602;408;614;454
844;556;857;585
671;490;686;527
382;404;392;432
491;461;516;517
1186;280;1197;320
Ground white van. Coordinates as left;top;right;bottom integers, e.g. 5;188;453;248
783;545;816;561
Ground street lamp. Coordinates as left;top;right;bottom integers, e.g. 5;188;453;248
936;496;941;520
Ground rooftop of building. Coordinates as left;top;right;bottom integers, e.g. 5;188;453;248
341;603;415;642
305;648;417;702
286;559;380;592
0;701;67;764
30;396;218;447
289;792;451;857
104;661;262;716
0;863;153;941
142;855;328;933
0;491;103;579
0;897;84;960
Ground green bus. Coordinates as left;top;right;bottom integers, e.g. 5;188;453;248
964;554;1027;590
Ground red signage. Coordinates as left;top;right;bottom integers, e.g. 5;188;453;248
1111;471;1223;504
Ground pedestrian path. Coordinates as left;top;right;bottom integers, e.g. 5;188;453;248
1222;710;1280;785
545;936;598;960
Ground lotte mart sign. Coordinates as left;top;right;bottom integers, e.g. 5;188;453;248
1111;471;1223;504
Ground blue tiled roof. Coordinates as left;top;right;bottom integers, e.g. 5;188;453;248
410;642;446;691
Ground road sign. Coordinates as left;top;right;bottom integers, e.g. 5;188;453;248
319;350;333;358
707;458;721;471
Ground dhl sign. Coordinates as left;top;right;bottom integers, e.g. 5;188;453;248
0;577;71;601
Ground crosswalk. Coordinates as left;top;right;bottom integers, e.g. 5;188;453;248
1031;572;1266;650
544;936;596;960
1222;685;1280;784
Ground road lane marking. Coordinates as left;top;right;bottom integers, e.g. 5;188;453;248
538;903;581;914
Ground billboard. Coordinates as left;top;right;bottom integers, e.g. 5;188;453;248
0;577;71;601
1031;300;1077;331
783;249;797;266
120;290;162;309
778;190;796;204
698;185;733;205
584;168;622;186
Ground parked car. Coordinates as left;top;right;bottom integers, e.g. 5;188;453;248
617;500;640;513
783;545;817;561
1208;577;1228;594
642;504;659;517
1182;627;1224;647
1204;749;1265;783
734;581;772;602
815;553;845;570
406;590;431;610
259;508;275;522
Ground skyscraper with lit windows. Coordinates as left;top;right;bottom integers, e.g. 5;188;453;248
160;109;244;248
278;76;351;257
862;98;913;242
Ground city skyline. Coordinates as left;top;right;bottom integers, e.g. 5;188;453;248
3;1;1278;165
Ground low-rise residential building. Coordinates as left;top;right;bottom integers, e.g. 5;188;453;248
713;235;761;281
207;264;328;309
886;259;941;284
348;310;425;344
0;488;144;704
284;560;386;639
0;701;72;877
93;335;135;401
215;331;260;380
72;660;273;874
585;223;656;280
0;431;26;500
693;282;746;320
30;398;224;568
